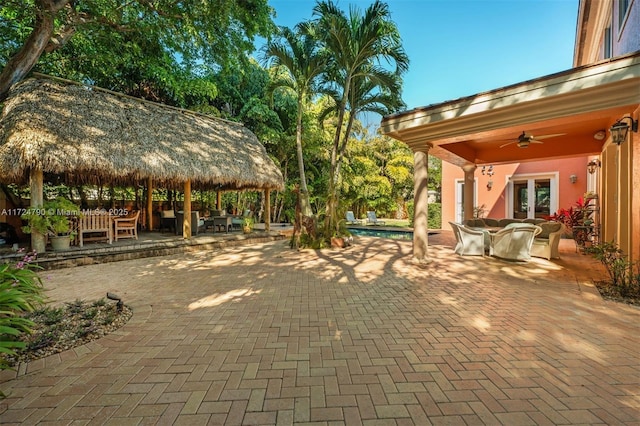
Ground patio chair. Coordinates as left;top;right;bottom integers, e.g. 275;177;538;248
449;221;486;256
490;223;541;261
366;211;385;226
232;209;252;231
176;211;205;236
530;222;565;260
159;210;176;234
113;210;140;241
346;211;361;225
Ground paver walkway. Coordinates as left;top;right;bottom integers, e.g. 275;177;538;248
1;233;638;425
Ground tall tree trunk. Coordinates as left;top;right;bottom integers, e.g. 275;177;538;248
295;100;312;217
323;76;352;238
0;0;68;101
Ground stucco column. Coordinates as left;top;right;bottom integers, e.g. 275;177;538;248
183;180;191;239
461;163;477;221
29;167;45;254
413;144;432;263
264;189;271;232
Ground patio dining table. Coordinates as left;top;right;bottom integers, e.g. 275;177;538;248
205;216;233;233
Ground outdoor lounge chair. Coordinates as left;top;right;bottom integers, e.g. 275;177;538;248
113;210;140;241
490;223;541;261
366;211;385;226
449;221;486;256
346;211;361;225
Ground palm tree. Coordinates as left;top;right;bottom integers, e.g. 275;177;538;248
263;25;328;217
312;0;409;236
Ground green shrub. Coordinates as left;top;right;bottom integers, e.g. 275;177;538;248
0;251;45;375
588;241;640;298
407;201;441;229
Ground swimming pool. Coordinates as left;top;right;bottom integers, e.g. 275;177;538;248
348;227;413;240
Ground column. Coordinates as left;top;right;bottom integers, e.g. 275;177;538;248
183;180;191;239
413;144;431;263
462;163;477;221
146;177;153;231
29;167;46;253
264;189;271;232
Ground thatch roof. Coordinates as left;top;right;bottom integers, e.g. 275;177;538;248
0;76;284;191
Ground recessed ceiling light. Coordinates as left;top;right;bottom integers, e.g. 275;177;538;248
593;130;606;140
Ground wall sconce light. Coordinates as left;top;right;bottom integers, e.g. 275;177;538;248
569;174;578;184
486;180;493;190
610;117;638;145
481;165;494;177
587;159;601;174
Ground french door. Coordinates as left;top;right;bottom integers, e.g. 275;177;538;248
455;179;477;223
507;174;558;219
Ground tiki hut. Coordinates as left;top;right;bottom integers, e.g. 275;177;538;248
0;75;284;248
0;76;284;190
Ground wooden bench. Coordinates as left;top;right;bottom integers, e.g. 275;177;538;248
79;211;112;247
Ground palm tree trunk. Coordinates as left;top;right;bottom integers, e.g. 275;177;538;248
323;88;351;237
296;102;312;217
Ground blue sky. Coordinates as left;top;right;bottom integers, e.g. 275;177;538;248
261;0;579;112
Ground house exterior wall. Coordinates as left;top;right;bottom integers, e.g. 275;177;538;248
441;157;590;225
574;0;639;66
575;0;640;260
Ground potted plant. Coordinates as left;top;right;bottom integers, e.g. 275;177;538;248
21;197;81;251
242;216;254;234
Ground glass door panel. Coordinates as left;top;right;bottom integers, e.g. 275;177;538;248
510;176;556;219
513;181;528;219
534;179;551;218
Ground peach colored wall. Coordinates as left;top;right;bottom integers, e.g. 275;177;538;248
441;156;591;224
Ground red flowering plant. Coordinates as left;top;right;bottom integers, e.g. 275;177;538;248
545;197;592;242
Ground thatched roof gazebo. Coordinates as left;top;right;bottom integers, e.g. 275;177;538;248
0;75;285;250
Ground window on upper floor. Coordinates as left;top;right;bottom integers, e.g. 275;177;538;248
618;0;631;28
603;25;612;59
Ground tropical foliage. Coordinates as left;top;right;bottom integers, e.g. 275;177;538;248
1;1;443;247
0;251;45;375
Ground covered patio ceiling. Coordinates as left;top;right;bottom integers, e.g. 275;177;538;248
381;52;640;166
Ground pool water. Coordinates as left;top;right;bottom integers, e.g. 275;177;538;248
348;228;413;240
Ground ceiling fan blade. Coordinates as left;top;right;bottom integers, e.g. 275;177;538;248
532;133;565;140
529;140;544;144
499;141;516;148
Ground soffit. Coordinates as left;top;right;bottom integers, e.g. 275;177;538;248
381;53;640;167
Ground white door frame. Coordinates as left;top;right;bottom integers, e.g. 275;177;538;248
455;178;477;222
505;172;559;219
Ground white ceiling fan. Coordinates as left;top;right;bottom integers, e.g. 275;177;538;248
499;131;565;148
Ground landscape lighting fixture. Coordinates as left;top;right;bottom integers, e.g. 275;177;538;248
610;117;638;145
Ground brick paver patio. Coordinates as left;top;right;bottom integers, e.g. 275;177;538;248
1;233;638;425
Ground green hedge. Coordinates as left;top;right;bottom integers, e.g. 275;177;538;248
406;202;441;229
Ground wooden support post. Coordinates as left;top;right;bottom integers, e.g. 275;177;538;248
29;167;46;253
265;189;271;232
147;177;153;231
183;180;191;239
216;190;222;210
